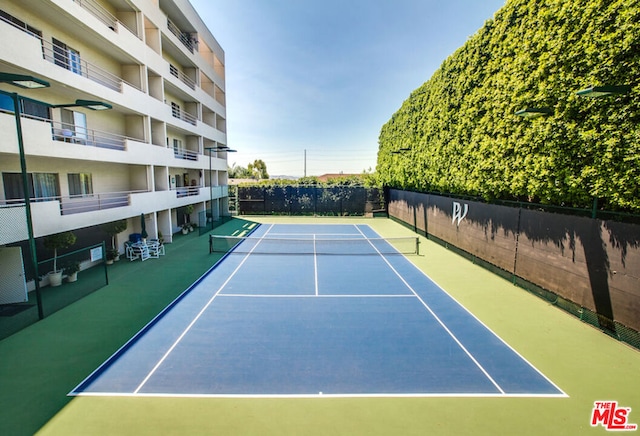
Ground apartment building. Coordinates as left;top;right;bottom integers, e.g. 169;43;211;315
0;0;229;280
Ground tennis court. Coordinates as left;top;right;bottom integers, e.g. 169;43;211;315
71;223;565;398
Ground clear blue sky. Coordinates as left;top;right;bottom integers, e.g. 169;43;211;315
190;0;506;177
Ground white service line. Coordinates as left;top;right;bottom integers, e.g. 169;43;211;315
354;225;506;395
132;224;274;394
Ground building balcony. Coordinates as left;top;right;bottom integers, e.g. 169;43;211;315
167;17;197;54
16;187;226;238
41;38;138;93
51;119;127;151
169;63;196;90
0;15;143;94
71;0;141;39
0;112;227;169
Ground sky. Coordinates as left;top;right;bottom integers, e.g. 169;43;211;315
190;0;506;177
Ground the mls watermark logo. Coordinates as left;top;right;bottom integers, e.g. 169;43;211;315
591;401;638;431
452;201;469;226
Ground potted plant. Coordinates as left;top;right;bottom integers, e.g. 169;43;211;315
181;222;190;235
102;219;127;260
63;261;80;282
106;248;119;265
43;231;77;287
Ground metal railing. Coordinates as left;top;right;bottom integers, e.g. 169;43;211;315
1;190;144;215
167;18;196;53
72;0;139;37
60;190;137;215
170;64;196;90
50;119;129;151
1;6;140;93
175;186;201;198
173;146;199;161
169;103;198;126
42;41;124;91
4;111;138;151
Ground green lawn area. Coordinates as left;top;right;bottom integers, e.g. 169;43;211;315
1;217;638;435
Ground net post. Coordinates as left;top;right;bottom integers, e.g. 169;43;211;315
209;234;213;253
415;237;420;255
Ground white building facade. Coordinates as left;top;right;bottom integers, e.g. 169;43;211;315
0;0;229;252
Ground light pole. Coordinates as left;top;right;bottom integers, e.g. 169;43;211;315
1;74;50;318
1;72;110;319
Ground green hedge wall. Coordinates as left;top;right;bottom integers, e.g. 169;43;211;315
377;0;639;211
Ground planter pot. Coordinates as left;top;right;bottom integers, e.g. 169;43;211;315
182;228;189;235
67;272;78;283
49;271;63;287
106;259;114;265
114;254;120;262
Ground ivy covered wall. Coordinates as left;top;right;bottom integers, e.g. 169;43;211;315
377;0;639;211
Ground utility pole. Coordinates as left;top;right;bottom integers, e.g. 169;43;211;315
304;149;307;177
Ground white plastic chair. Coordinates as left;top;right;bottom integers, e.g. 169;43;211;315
130;243;150;261
148;239;165;257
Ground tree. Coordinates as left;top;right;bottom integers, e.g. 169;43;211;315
248;159;269;179
376;0;640;212
44;231;77;273
228;163;252;179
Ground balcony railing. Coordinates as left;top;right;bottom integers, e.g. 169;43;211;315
60;191;139;215
1;7;141;93
169;103;198;126
72;0;139;38
173;146;199;161
2;190;144;215
167;18;196;53
176;186;201;198
42;41;125;92
50;119;129;151
170;64;196;90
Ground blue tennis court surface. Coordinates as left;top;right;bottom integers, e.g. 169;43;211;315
71;224;566;398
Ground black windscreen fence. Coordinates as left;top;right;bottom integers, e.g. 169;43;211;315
238;186;383;216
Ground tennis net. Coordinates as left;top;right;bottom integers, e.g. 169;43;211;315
209;235;420;255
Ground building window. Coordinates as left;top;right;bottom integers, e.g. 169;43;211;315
0;94;50;119
53;38;82;75
171;102;180;118
0;9;42;38
61;109;88;142
2;172;60;202
21;98;51;119
68;173;93;197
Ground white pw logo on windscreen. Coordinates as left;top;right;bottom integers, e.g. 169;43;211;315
452;202;468;226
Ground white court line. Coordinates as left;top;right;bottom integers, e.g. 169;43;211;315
267;232;363;237
354;225;506;395
75;391;566;399
132;224;275;394
313;234;319;296
217;294;416;298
